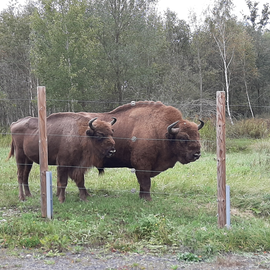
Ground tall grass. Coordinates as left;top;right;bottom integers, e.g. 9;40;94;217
227;118;270;139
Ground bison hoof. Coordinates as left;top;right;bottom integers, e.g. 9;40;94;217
139;193;152;201
58;197;65;203
79;196;89;202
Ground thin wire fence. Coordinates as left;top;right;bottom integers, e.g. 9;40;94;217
2;97;270;108
1;97;270;205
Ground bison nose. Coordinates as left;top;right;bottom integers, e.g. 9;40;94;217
108;148;116;157
110;149;116;154
193;152;201;160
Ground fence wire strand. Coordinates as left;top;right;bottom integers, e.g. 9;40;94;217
1;97;264;208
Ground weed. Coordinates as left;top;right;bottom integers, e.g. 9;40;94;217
132;213;173;244
72;245;84;254
19;236;40;248
40;235;68;251
44;260;55;265
46;249;62;257
177;252;202;262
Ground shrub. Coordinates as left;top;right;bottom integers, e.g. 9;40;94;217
0;126;11;147
131;213;173;245
227;118;270;139
199;119;216;152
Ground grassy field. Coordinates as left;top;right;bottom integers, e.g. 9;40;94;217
1;137;270;260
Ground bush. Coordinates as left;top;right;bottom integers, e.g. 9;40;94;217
199;119;216;152
200;118;270;153
227;118;270;139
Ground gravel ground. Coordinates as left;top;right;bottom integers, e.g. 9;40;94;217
1;248;270;269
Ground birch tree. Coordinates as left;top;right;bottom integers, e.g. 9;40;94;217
208;0;236;124
235;27;258;117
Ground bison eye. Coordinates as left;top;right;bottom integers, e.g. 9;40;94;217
178;134;189;144
96;132;105;140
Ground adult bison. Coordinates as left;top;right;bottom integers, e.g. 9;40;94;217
8;112;117;203
79;101;204;200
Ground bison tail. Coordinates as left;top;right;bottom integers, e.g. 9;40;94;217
6;139;15;161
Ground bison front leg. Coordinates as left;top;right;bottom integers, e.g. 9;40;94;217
135;171;152;201
57;166;68;203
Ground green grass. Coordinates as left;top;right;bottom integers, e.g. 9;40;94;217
1;141;270;259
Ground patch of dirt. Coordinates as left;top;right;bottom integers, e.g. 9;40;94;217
1;248;270;269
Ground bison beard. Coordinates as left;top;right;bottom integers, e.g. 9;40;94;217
79;101;204;201
8;113;117;203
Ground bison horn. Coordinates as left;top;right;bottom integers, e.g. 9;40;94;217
89;117;98;130
198;120;204;130
111;117;117;126
167;121;180;135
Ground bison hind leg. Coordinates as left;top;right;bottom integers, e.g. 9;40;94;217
23;160;33;197
57;166;69;203
17;157;33;201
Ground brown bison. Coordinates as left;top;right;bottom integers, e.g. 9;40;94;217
79;101;204;200
8;112;117;203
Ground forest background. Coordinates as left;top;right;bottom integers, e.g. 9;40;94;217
0;0;269;127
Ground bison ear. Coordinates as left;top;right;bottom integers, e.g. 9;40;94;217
166;132;177;139
86;129;94;137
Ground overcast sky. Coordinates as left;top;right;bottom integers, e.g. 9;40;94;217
0;0;259;21
157;0;251;21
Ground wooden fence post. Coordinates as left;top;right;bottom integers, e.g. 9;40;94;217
216;91;226;228
37;86;48;218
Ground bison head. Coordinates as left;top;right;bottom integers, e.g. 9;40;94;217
166;120;204;164
86;117;117;158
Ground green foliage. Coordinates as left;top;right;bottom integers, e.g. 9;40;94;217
200;118;270;153
19;236;41;248
250;139;270;154
227;118;270;139
0;131;11;147
0;5;37;124
0;0;270;126
199;119;216;152
177;252;202;262
30;0;101;111
226;138;252;153
131;213;173;244
40;235;68;251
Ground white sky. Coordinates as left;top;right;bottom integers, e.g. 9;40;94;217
0;0;261;21
157;0;251;21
